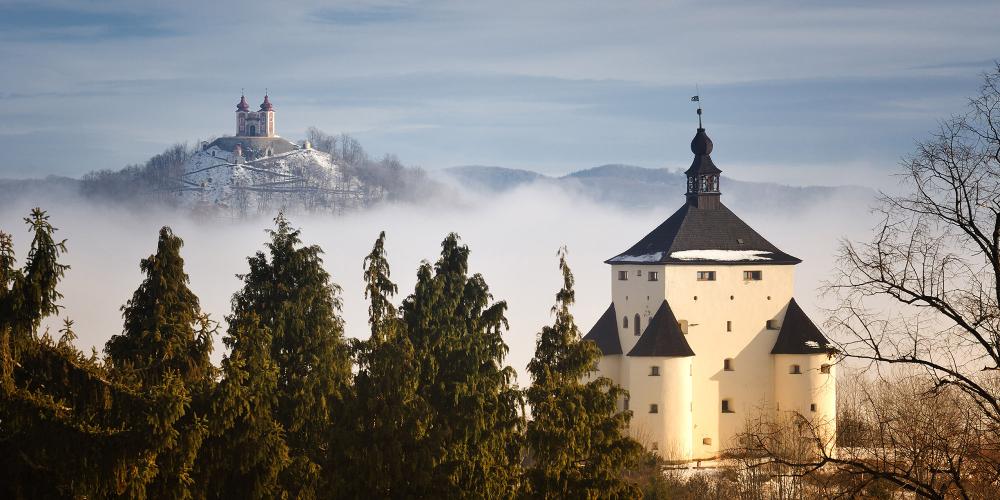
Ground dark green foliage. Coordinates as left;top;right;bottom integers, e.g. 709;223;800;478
524;249;642;499
228;213;352;497
400;233;524;498
343;231;431;497
199;315;290;499
0;210;191;499
105;226;216;499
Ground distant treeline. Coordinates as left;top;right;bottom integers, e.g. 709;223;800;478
0;209;644;499
77;129;444;209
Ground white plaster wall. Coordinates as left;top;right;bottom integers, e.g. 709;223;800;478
625;356;693;460
665;264;795;458
610;264;667;356
773;353;837;452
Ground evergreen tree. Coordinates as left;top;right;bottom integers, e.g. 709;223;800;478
104;226;216;499
228;213;351;497
0;210;190;499
199;315;290;499
345;231;430;497
400;233;524;498
524;249;642;499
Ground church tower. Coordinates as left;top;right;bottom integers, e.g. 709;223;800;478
235;92;276;138
583;106;837;460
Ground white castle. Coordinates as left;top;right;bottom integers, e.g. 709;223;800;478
583;109;836;460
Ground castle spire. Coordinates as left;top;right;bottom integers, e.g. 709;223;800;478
684;103;722;209
260;91;273;111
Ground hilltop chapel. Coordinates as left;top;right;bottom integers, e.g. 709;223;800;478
583;108;837;460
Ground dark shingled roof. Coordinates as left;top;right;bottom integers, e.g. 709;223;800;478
771;299;834;354
627;301;695;357
606;202;801;265
582;303;623;355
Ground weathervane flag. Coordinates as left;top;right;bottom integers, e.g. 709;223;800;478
691;95;700;102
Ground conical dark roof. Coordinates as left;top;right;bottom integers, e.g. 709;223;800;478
771;299;833;354
627;301;695;357
582;303;622;355
606;202;800;265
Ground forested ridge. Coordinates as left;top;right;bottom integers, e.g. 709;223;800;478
0;209;643;499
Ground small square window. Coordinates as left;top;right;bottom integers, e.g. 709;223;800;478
697;271;716;281
647;271;659;281
678;320;688;335
617;270;628;281
649;404;659;414
821;364;831;374
766;320;777;330
810;403;817;412
721;399;733;413
651;442;658;451
636;270;642;276
649;366;660;376
702;437;712;445
743;270;762;281
789;364;802;374
723;358;733;371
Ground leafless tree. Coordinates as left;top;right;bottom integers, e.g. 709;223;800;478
735;64;1000;499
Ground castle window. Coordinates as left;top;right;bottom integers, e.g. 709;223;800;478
697;271;716;281
651;442;658;451
727;320;732;332
635;270;642;276
678;319;688;335
649;404;659;414
647;271;659;281
810;403;817;412
721;399;734;413
634;314;641;336
624;398;629;411
622;316;628;328
766;320;777;330
618;270;628;281
702;437;712;445
649;366;660;376
789;364;802;374
821;364;831;374
743;270;763;281
724;358;733;371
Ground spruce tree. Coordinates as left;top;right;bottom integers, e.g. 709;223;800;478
199;315;290;499
228;213;351;497
0;210;190;499
104;226;216;499
524;249;642;499
400;233;523;498
345;231;430;497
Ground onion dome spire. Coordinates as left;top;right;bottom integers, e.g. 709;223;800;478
260;92;273;111
236;91;249;112
684;102;722;209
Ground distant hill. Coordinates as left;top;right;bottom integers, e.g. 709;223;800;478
441;164;875;213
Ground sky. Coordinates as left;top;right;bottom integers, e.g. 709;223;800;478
1;0;999;186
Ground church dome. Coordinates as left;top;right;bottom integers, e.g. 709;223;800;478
260;94;274;111
237;94;250;112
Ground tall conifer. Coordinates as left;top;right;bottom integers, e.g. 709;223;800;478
105;226;216;499
228;213;351;497
400;233;523;498
524;249;642;498
346;231;430;497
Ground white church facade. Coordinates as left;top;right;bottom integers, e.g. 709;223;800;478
583;110;837;460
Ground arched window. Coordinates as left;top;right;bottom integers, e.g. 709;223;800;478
634;314;641;336
622;316;628;328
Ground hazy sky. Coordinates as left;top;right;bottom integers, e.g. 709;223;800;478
1;0;998;185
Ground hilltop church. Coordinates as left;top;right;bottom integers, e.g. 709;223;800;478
583;109;837;460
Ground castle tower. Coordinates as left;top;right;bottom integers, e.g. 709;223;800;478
583;106;836;459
